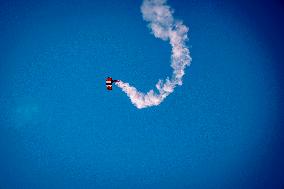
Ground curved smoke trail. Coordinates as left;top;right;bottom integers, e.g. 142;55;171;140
116;0;191;109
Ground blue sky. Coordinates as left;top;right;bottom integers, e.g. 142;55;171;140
0;0;283;188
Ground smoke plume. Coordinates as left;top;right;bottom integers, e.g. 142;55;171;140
116;0;191;109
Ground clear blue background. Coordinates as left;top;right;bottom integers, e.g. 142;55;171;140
0;0;283;188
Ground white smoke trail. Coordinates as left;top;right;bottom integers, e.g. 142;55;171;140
116;0;192;109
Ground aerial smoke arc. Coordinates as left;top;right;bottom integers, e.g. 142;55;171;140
116;0;192;109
